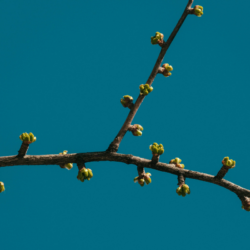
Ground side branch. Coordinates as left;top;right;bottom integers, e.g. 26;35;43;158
106;0;194;153
0;152;249;197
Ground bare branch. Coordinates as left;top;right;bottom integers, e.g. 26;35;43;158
1;151;250;197
107;0;194;153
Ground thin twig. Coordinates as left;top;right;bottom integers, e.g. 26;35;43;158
107;0;194;153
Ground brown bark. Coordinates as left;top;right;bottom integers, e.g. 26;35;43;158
1;151;250;197
215;165;230;180
18;142;30;157
106;0;194;153
178;174;185;186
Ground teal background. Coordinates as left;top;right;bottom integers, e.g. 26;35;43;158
1;0;250;249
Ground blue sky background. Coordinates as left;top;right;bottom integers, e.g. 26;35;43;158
1;0;250;249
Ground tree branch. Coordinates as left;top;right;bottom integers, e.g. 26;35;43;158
1;151;249;197
107;0;194;153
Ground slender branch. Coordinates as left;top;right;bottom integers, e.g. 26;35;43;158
107;0;194;153
215;165;230;180
18;142;30;157
1;151;250;197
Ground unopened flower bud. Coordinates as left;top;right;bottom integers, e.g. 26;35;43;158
0;182;5;193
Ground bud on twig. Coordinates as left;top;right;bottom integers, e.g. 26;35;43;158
77;163;93;182
169;158;185;169
149;143;164;163
18;132;37;157
59;151;73;170
134;166;152;187
191;5;203;17
120;95;134;109
176;175;190;197
128;124;143;136
0;182;5;193
151;32;164;46
215;156;236;179
139;84;153;96
162;63;173;77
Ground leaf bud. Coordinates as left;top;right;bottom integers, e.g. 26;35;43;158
194;5;203;17
0;182;5;193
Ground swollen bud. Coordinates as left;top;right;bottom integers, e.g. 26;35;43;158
151;32;164;45
19;132;37;143
144;173;152;185
65;163;73;170
0;182;5;193
139;84;153;96
149;143;164;155
120;95;133;108
222;156;236;168
193;5;203;17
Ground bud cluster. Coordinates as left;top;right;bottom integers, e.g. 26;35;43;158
139;84;153;96
120;95;133;108
162;63;173;77
59;151;73;170
193;5;203;17
151;32;164;45
149;143;164;155
134;172;152;187
129;124;143;136
222;157;236;168
77;168;93;182
19;132;37;144
0;182;5;193
176;184;190;197
169;158;185;169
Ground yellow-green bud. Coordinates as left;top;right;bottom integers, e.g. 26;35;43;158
88;169;93;178
0;182;5;193
176;187;182;195
151;32;164;45
194;5;203;17
65;163;73;170
134;176;139;183
83;168;89;178
138;178;145;187
163;63;173;72
144;173;152;185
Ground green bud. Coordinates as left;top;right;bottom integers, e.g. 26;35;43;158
83;168;89;178
65;163;73;170
88;169;93;178
194;5;203;17
174;158;181;164
182;184;189;193
163;71;172;77
0;182;5;193
134;176;139;183
144;173;152;185
176;187;182;195
158;148;164;155
136;125;143;131
223;156;229;162
135;130;142;136
77;171;85;182
139;84;144;91
29;133;35;142
151;145;158;154
138;178;145;187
